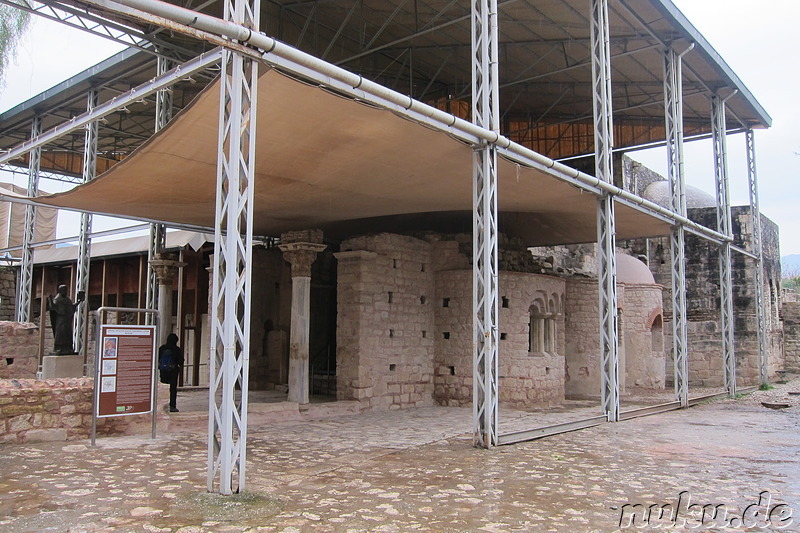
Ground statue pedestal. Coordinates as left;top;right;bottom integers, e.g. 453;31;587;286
41;355;84;379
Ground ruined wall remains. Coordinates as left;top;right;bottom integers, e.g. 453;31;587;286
434;271;566;407
784;302;800;373
0;321;39;379
0;268;15;321
336;234;436;409
0;378;168;443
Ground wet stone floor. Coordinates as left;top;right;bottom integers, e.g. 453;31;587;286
2;384;799;533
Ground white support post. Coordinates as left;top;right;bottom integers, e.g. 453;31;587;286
208;0;259;495
146;56;173;326
663;46;691;407
471;0;499;448
746;129;769;386
74;89;99;357
16;117;42;323
711;94;736;397
591;0;619;422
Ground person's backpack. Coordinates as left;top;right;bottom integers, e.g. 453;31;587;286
159;347;178;375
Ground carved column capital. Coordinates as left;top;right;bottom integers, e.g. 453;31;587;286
279;242;327;277
149;253;186;285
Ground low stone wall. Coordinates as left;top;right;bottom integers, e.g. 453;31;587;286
0;378;168;444
0;268;15;321
0;321;39;379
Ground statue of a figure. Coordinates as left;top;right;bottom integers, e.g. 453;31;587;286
46;285;84;355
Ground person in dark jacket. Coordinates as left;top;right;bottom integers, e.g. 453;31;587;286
158;333;184;412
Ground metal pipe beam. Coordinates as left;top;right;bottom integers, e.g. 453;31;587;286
471;0;500;449
0;49;222;166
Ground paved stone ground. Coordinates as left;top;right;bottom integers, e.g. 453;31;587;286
1;381;799;533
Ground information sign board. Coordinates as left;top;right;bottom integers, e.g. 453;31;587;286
97;325;156;417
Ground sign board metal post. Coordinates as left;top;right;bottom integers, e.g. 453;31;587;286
91;307;160;446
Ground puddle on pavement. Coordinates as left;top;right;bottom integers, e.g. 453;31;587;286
156;490;282;526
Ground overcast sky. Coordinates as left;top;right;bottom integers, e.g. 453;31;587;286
1;0;798;255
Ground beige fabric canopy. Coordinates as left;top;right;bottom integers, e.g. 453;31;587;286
33;68;669;246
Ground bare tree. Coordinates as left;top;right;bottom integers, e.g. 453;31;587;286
0;3;30;88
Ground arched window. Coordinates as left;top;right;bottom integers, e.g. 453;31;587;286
650;314;663;352
528;292;560;355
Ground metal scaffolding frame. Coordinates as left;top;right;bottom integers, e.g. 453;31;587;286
0;0;776;487
591;0;619;422
663;45;692;407
711;93;736;397
471;0;500;448
15;117;42;323
73;89;99;356
206;0;258;495
746;129;769;386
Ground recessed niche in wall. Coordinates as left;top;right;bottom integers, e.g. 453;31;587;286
501;296;509;308
422;330;427;338
442;298;450;307
443;332;450;339
389;329;394;337
421;263;426;272
389;364;396;371
393;259;398;269
546;367;551;375
500;333;507;340
388;291;393;303
449;366;455;376
420;295;426;304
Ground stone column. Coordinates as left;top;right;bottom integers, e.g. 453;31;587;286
149;253;186;346
279;230;326;404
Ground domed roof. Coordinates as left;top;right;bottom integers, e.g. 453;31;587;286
642;181;715;209
616;253;655;285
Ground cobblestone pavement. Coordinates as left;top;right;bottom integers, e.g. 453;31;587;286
1;382;799;533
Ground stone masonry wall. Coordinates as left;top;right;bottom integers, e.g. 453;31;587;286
783;302;800;373
0;321;39;379
336;234;436;409
619;285;665;390
434;270;566;407
0;267;15;321
564;278;601;399
0;378;167;444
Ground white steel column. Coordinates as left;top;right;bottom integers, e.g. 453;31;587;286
208;0;259;495
471;0;500;448
711;94;736;397
74;89;99;356
664;46;692;407
591;0;619;422
16;117;42;323
146;55;173;326
746;129;769;386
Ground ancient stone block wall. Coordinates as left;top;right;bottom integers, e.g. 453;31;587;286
0;268;15;321
0;378;166;444
646;207;783;386
336;234;436;409
434;271;566;407
0;321;39;379
564;278;600;399
784;302;800;372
